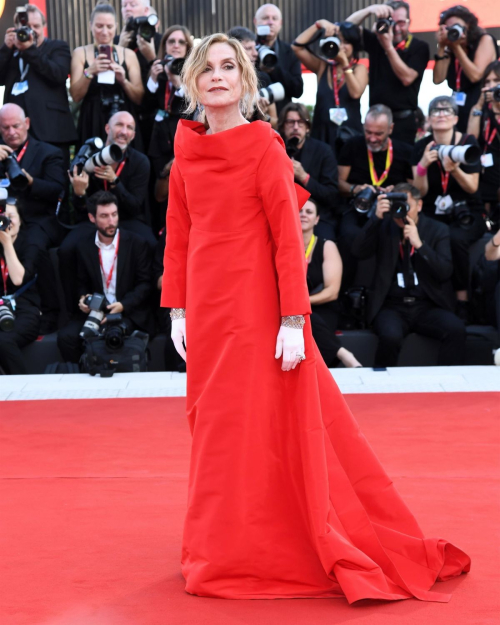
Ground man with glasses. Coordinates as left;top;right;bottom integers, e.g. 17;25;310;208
278;103;338;240
347;1;429;144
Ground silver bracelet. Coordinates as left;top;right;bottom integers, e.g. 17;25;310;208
170;308;186;320
281;315;305;329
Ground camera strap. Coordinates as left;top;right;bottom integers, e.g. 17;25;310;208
399;240;415;289
454;59;463;92
164;82;176;113
15;141;29;163
18;57;30;82
0;269;37;302
103;159;126;191
483;118;497;153
1;258;8;295
367;139;393;186
98;232;120;293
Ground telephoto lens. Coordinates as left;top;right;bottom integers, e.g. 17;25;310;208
319;36;341;59
258;82;285;104
0;156;30;190
446;23;466;42
70;137;104;175
0;298;15;332
353;187;378;214
432;144;480;166
161;55;186;76
84;144;123;174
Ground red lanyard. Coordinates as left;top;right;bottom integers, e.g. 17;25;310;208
331;63;345;107
103;159;126;191
437;160;450;194
483;118;497;153
394;34;412;52
0;258;8;295
164;81;176;113
367;140;393;186
399;241;414;259
16;141;29;163
455;59;462;92
98;232;120;292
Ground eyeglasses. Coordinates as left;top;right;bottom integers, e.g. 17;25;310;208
429;108;455;117
394;19;409;27
284;119;307;127
167;38;187;46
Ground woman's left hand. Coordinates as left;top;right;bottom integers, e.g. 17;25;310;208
275;326;305;372
111;62;126;84
442;154;460;173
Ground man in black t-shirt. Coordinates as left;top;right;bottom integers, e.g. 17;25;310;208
347;1;429;144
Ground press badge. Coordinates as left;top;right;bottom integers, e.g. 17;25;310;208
155;109;168;122
481;153;494;168
397;273;419;288
11;80;28;96
329;107;348;126
434;194;453;215
97;70;115;84
454;92;466;106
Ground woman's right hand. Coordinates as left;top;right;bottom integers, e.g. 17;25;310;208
150;59;164;83
86;53;111;76
171;318;187;362
419;141;439;169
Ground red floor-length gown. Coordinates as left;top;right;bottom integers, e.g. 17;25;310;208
161;119;470;603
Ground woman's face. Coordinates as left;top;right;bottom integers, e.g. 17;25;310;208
484;70;500;91
165;30;188;58
429;102;458;132
91;13;116;45
197;43;243;111
299;200;319;232
3;204;21;239
339;33;353;60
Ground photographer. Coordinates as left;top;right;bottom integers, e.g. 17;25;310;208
253;3;303;115
412;96;483;319
0;4;77;167
433;5;497;133
467;61;500;217
278;103;338;240
0;198;41;375
292;19;367;155
346;1;429;145
70;3;144;146
352;183;465;367
337;104;413;287
57;191;152;365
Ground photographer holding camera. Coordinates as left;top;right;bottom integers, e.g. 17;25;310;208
433;5;497;133
0;4;77;167
70;3;144;147
278;103;338;240
412;96;483;320
57;191;152;365
352;182;465;367
0;197;42;375
253;3;303;115
346;1;429;145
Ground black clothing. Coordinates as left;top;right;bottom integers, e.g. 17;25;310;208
477;105;500;203
362;30;429;144
0;39;77;145
310;64;363;155
445;34;498;132
265;38;303;115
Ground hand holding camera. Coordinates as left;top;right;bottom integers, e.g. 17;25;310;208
87;54;112;77
314;20;339;38
69;166;89;196
150;60;165;83
4;28;17;50
402;216;422;248
419;141;440;169
136;34;156;62
375;193;391;220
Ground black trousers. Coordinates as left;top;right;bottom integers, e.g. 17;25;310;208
338;209;367;290
391;114;417;146
0;303;41;375
372;300;466;367
449;215;485;291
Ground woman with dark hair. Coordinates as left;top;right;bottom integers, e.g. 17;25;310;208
0;199;42;375
467;60;500;216
70;3;144;145
292;19;367;155
433;5;497;132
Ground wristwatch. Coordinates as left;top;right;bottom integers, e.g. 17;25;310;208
434;53;449;61
109;177;119;186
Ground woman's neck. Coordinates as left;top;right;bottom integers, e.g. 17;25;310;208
204;104;249;134
303;229;314;247
433;127;455;145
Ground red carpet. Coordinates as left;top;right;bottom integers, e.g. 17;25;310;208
1;393;498;625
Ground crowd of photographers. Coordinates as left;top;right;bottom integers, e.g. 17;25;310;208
0;0;498;374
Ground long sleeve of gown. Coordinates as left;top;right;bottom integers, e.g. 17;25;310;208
257;136;312;317
161;160;191;308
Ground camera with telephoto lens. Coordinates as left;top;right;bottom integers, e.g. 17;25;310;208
70;137;104;176
446;23;466;42
15;7;35;43
159;54;185;77
319;35;341;60
101;94;126;119
0;154;29;191
259;82;285;104
125;14;158;46
376;17;395;34
256;25;278;69
80;293;109;340
83;144;123;174
0;188;11;232
385;192;410;220
102;312;129;350
431;143;480;166
0;296;15;332
352;187;379;214
489;85;500;102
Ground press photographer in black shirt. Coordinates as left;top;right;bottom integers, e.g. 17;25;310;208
352;183;465;367
347;1;429;144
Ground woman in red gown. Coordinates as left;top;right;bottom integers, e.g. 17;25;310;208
161;33;471;603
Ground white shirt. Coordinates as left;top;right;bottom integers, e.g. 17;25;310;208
95;229;119;304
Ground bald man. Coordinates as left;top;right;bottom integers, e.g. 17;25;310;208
253;3;303;114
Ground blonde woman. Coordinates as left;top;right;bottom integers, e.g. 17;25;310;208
161;32;469;604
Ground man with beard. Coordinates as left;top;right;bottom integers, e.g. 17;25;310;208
57;190;152;365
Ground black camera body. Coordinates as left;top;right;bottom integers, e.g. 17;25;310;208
102;312;129;350
490;84;500;103
376;17;395;34
0;188;11;232
15;7;35;43
0;155;29;191
386;192;410;220
70;137;104;175
446;23;466;42
285;136;300;159
0;296;15;332
80;293;109;340
125;15;158;46
159;55;185;77
101;94;126;118
452;200;473;229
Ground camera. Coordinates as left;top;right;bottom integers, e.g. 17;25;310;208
344;286;367;329
446;23;466;42
376;17;395;34
489;85;500;103
80;293;109;340
352;187;378;214
160;55;185;77
386;192;409;220
0;188;10;232
0;155;29;191
319;36;341;60
258;82;285;104
431;143;480;166
125;14;158;46
285;136;300;159
15;7;35;43
0;296;15;332
102;312;129;350
256;25;278;69
70;137;104;176
452;200;474;229
101;94;126;119
83;144;123;175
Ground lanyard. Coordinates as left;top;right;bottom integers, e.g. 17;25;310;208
399;240;414;259
483;118;497;153
18;57;29;81
164;81;177;113
0;258;8;295
455;58;462;92
16;141;29;163
305;234;316;261
367;140;393;186
331;63;345;107
103;159;126;191
98;232;120;292
394;33;413;52
437;160;450;195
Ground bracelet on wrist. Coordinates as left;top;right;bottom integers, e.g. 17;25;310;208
170;308;186;320
281;315;305;329
434;53;449;61
83;69;93;80
472;108;483;117
416;163;428;177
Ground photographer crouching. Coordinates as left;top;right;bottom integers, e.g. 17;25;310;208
57;191;152;366
352;183;465;367
412;95;484;321
0;195;41;375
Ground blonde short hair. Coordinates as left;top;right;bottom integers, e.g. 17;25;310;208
182;33;260;119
